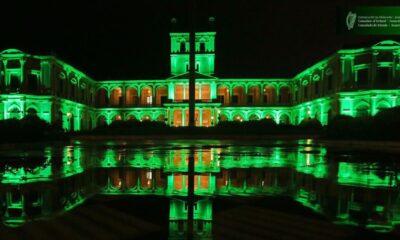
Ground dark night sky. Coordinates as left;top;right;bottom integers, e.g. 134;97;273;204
1;0;400;80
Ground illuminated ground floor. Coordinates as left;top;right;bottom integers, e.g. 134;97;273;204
0;89;399;131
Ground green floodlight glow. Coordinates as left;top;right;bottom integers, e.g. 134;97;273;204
1;35;400;129
337;162;397;188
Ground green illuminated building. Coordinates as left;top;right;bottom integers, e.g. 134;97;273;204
1;34;400;131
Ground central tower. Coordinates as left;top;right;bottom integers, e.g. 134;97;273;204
170;32;216;76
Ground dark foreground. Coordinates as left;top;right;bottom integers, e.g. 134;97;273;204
1;196;398;240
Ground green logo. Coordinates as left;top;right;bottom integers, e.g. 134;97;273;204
346;11;357;30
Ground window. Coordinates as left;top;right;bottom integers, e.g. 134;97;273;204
198;221;204;231
180;41;186;52
10;74;20;90
230;170;237;178
327;75;333;90
377;67;390;87
27;74;38;91
304;87;308;99
200;42;205;52
178;221;184;232
9;108;20;119
357;69;369;88
7;60;20;68
70;85;75;98
27;108;37;116
81;89;85;102
11;189;22;203
59;79;64;95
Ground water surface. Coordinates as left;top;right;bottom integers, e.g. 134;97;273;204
0;139;399;239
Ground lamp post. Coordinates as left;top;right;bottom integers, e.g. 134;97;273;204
188;0;196;128
187;1;196;237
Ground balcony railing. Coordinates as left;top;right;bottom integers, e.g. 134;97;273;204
110;103;164;108
98;101;292;108
218;102;292;107
171;99;217;103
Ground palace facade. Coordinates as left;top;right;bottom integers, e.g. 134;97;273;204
1;32;400;131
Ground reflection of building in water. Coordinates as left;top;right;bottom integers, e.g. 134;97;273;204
1;37;400;130
169;199;212;239
1;145;400;233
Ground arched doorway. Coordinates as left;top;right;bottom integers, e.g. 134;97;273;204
157;114;165;122
110;88;122;107
248;86;261;105
142;115;151;121
248;114;259;121
26;108;37;117
233;114;244;122
279;86;291;104
217;86;229;105
232;86;245;105
125;87;138;107
264;86;276;105
9;107;21;119
202;109;212;127
173;110;183;127
96;88;108;107
97;116;107;128
355;104;370;117
279;114;290;124
141;87;152;105
156;86;168;105
218;113;228;122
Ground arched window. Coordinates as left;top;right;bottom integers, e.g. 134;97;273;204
142;115;151;121
233;114;244;122
97;116;107;128
96;89;108;107
249;114;259;121
125;88;138;106
279;114;290;124
127;115;137;121
27;108;37;116
263;86;275;105
355;104;369;117
9;107;21;119
279;86;291;104
157;115;165;122
110;88;122;107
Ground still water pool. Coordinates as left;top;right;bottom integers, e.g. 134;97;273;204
0;139;399;239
